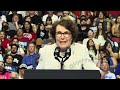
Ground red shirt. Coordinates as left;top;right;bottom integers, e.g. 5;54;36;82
17;37;31;43
1;38;10;49
107;11;120;17
23;32;36;42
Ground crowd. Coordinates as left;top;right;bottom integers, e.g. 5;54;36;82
0;11;120;79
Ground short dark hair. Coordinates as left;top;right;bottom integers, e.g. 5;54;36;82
4;54;14;63
99;48;110;57
11;38;19;42
50;19;78;42
104;40;112;50
11;44;19;50
101;56;110;66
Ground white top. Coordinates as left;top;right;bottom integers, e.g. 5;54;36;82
18;75;23;79
0;54;3;62
42;14;58;24
104;72;116;79
97;35;106;46
0;15;7;31
88;50;99;64
67;15;75;21
17;47;25;55
58;15;75;21
9;11;27;18
36;43;100;70
17;11;27;18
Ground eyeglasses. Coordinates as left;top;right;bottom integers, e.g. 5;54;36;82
56;31;71;38
7;58;13;60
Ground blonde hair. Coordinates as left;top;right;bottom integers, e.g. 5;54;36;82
26;42;37;56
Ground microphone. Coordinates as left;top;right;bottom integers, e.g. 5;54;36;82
54;47;71;70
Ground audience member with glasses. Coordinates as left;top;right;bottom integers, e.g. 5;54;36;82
36;19;100;70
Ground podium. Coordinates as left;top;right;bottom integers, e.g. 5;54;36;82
24;70;101;79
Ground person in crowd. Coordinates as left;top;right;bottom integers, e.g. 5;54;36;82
45;16;53;32
0;40;5;56
15;28;30;54
6;11;23;25
26;11;42;25
104;40;119;60
95;22;107;47
24;16;32;23
111;15;120;44
100;59;116;79
75;15;90;43
0;31;10;52
22;21;36;42
0;62;11;79
86;39;99;64
23;15;38;33
61;11;75;21
96;48;117;73
79;12;92;25
22;42;40;69
93;11;111;33
8;38;25;56
0;11;7;31
36;22;48;40
41;30;55;47
83;29;100;50
8;14;22;31
42;11;58;25
10;44;23;68
2;22;17;39
18;64;27;79
10;71;19;79
4;54;18;72
36;38;42;53
2;11;10;16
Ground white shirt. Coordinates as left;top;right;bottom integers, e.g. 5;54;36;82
105;72;116;79
97;35;106;46
17;11;27;17
67;15;75;21
17;47;25;55
0;15;7;31
0;54;3;62
58;15;75;21
88;50;99;64
42;14;58;24
36;43;100;70
18;75;23;79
